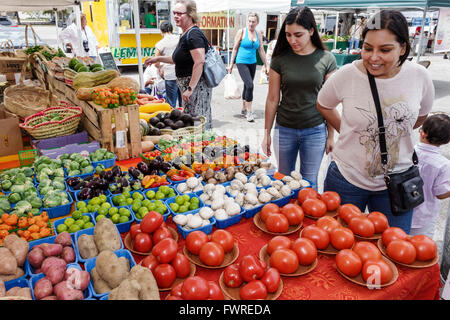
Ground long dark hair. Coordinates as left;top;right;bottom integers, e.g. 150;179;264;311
361;10;411;66
272;6;324;59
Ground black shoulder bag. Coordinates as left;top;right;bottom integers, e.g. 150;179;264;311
367;71;425;216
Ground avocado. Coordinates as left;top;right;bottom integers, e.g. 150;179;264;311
155;122;166;129
149;116;160;127
156;112;167;120
173;120;185;130
180;114;194;126
169;109;182;121
163;118;174;127
148;128;161;136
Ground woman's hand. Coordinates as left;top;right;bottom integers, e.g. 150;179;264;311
261;133;272;157
182;89;193;102
263;64;269;74
227;65;233;74
144;56;159;67
325;135;335;155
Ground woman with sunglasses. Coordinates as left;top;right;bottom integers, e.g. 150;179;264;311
317;10;435;233
228;12;269;122
262;7;337;189
144;0;212;129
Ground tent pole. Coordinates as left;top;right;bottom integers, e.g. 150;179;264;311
416;4;428;63
74;5;83;57
334;12;339;50
54;9;59;50
227;7;230;67
132;0;145;91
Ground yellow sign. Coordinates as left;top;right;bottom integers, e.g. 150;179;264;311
199;13;235;30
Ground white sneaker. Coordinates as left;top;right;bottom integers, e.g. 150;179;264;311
246;112;255;122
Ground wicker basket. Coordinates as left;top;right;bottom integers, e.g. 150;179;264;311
4;63;59;119
159;116;207;140
63;67;77;86
19;102;82;140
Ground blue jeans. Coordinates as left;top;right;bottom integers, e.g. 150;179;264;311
324;161;413;233
165;80;182;108
273;123;326;189
349;38;360;50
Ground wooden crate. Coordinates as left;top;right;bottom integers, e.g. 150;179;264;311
48;76;142;161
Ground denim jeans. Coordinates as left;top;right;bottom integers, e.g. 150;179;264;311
349;38;360;50
324;161;413;233
273;122;326;189
165;80;182;108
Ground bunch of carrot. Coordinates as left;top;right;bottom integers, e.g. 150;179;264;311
0;211;52;245
113;87;137;106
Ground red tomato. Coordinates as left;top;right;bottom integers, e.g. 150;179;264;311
166;295;183;300
260;268;281;293
386;239;417;264
362;259;393;285
140;211;163;234
316;216;341;234
265;213;290;233
152;238;178;263
301;225;330;250
199;242;225;266
409;235;437;261
208;281;224;300
302;198;327;217
382;227;408;247
239;255;266;282
352;241;382;264
280;203;304;226
129;223;142;240
185;230;209;255
367;211;389;233
153;263;177;288
297;188;320;204
329;227;355;250
291;238;317;266
152;226;173;245
267;236;292;255
336;249;363;277
170;282;183;297
338;204;362;224
140;254;159;273
348;216;376;238
270;248;299;274
181;276;210;300
223;264;243;288
320;191;341;211
211;229;234;253
171;253;191;278
260;203;281;222
239;280;268;300
132;232;152;253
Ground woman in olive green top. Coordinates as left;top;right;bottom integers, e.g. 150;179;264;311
261;6;337;189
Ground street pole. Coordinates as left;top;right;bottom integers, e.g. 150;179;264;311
54;9;60;50
74;4;83;56
132;0;145;91
416;4;428;63
334;12;339;50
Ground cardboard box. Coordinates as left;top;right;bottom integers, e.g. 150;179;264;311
0;103;24;156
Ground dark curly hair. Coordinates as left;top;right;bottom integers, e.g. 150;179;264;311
421;113;450;146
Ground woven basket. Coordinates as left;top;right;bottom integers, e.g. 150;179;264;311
159;116;207;140
64;67;77;86
19;102;82;140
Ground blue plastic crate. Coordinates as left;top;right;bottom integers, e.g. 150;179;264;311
53;213;96;235
243;203;265;219
74;224;123;264
43;192;74;219
165;193;205;216
4;277;30;292
92;155;117;169
214;209;245;229
64;168;95;180
91;205;134;233
29;263;92;300
290;178;314;199
270;191;296;207
85;249;136;299
73;189;111;205
176;214;216;239
24;233;78;276
131;201;171;223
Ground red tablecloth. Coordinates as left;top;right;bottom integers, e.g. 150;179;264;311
118;158;441;300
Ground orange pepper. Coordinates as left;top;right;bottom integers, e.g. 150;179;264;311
1;213;9;223
5;214;18;226
39;228;51;238
30;232;40;240
18;217;28;229
166;168;178;177
0;230;9;238
28;217;36;225
36;220;47;229
22;230;31;240
0;224;12;231
41;212;49;222
28;224;40;233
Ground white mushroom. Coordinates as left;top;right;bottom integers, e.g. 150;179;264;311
260;175;272;187
290;171;303;181
177;183;188;194
201;219;211;227
225;202;241;216
244;193;258;205
254;168;267;178
235;193;245;206
193;185;204;192
288;180;301;190
214;209;228;220
280;185;292;197
199;192;210;203
203;183;215;196
199;207;214;220
228;189;240;197
173;214;188;226
282;176;294;183
211;197;225;210
186;177;199;189
230;179;244;190
235;172;247;184
187;215;203;229
215;184;226;195
258;191;272;203
300;179;311;187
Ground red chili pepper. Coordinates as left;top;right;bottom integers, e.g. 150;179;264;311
170;175;185;181
244;152;250;160
234;156;240;165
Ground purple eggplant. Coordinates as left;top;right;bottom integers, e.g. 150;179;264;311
78;187;92;200
105;170;114;182
160;162;172;173
66;177;82;187
73;181;85;191
149;169;159;176
97;178;109;190
137;162;149;175
149;159;160;171
111;165;122;177
129;167;143;180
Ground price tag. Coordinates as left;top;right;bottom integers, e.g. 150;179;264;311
116;130;126;149
99;52;119;71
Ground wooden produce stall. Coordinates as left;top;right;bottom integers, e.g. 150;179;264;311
28;53;142;161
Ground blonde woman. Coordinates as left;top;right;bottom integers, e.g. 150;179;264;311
228;12;268;122
144;0;212;129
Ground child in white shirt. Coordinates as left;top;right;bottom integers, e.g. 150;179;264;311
410;114;450;238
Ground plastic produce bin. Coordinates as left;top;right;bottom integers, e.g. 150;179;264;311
91;205;134;233
92;155;117;169
43;192;74;219
53;213;96;235
165;193;205;216
85;249;136;299
4;277;30;293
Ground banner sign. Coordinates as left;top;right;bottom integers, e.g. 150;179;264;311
111;47;156;60
199;12;235;29
434;8;450;53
